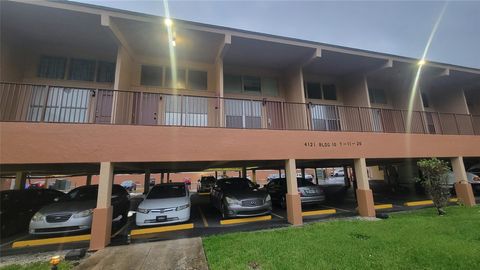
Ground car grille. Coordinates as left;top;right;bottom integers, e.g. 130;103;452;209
35;226;81;233
46;214;72;223
237;209;269;216
241;199;263;207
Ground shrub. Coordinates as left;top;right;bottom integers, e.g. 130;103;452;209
416;158;451;215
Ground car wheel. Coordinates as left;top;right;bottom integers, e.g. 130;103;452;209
280;195;287;209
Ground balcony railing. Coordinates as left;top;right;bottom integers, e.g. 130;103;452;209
1;82;479;135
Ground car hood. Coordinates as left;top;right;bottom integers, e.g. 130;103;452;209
38;200;96;215
139;197;189;209
224;189;267;200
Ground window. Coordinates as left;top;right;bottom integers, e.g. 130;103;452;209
188;70;207;90
310;104;340;131
225;100;262;128
224;74;242;93
68;58;96;81
421;92;429;108
368;88;387;104
306;82;322;99
38;56;66;79
165;67;186;89
96;61;115;83
323;84;337;100
262;77;279;96
141;65;163;86
243;76;261;93
164;95;208;127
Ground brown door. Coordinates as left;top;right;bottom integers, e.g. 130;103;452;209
265;101;284;130
133;92;159;125
95;90;113;124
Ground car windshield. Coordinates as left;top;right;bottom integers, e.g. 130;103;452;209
68;186;98;201
147;185;186;199
201;177;215;184
219;179;254;189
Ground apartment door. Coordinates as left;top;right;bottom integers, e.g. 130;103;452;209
95;90;113;124
133;92;159;125
265;101;284;129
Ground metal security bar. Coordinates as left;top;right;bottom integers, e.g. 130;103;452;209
1;82;479;136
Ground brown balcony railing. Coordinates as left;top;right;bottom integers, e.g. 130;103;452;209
1;82;478;135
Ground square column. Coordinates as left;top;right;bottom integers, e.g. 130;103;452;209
451;157;476;206
251;170;257;183
285;159;302;225
144;169;151;194
14;172;27;190
86;175;92;186
354;158;376;217
90;162;114;251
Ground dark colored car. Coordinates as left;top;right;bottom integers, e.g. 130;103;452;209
1;189;67;237
265;178;326;208
210;178;271;218
121;180;137;192
29;185;130;235
197;176;216;193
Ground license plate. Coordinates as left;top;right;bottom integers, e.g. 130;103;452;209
156;216;167;222
305;190;317;194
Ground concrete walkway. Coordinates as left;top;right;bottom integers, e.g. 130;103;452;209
75;237;208;270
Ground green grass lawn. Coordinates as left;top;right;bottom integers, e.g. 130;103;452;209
0;261;73;270
203;206;480;270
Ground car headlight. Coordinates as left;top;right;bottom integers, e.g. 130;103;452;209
225;197;240;205
176;204;190;211
73;209;94;218
31;212;45;222
137;208;150;214
265;194;271;202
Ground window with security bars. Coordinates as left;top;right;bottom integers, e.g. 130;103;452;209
37;56;66;79
68;59;96;81
310;104;340;131
224;100;262;129
164;95;208;126
28;87;91;123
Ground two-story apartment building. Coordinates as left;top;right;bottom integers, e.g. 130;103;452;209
1;0;479;250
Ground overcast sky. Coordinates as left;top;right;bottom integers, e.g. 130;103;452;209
75;0;480;69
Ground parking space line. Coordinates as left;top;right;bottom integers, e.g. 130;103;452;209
449;198;458;202
404;200;433;206
198;207;209;227
302;209;336;217
220;215;271;225
374;204;393;210
12;234;91;248
130;223;194;236
271;212;284;219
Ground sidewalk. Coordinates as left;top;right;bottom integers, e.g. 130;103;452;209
75;237;208;270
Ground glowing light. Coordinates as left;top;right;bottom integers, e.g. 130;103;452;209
171;39;176;47
163;0;177;91
406;2;448;134
164;18;173;26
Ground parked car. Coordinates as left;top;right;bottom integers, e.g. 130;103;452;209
264;178;326;208
121;180;137;192
136;183;190;226
447;171;480;193
197;176;216;193
29;184;130;235
210;178;271;219
1;189;67;237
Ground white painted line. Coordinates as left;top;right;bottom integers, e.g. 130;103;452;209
198;207;209;227
271;212;284;219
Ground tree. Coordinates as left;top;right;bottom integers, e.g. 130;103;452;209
416;158;451;215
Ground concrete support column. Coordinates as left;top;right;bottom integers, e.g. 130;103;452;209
301;168;306;179
167;173;170;183
161;173;165;184
354;158;376;217
314;168;319;185
86;175;92;186
144;169;151;194
215;171;218;179
252;170;257;183
90;162;114;251
14;172;27;190
451;157;476;206
242;167;247;179
285;159;302;225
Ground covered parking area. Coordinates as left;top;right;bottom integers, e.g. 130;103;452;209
1;154;478;254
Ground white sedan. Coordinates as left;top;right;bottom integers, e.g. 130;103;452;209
136;183;190;226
